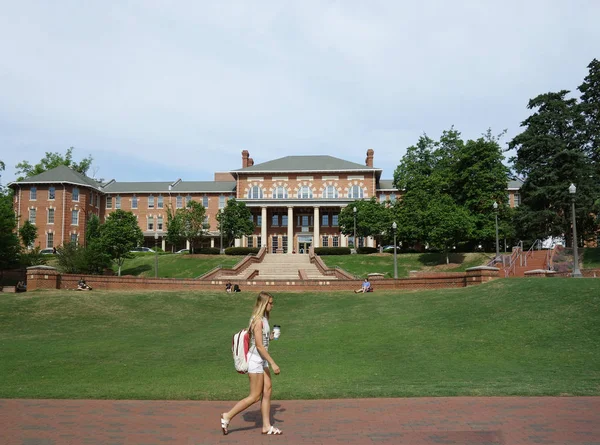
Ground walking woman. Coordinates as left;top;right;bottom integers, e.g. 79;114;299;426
221;291;282;435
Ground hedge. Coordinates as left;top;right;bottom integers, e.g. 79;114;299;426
357;247;378;254
224;247;260;255
197;247;221;255
313;247;352;255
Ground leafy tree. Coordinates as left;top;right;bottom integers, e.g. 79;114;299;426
578;58;600;166
99;210;144;276
86;214;101;245
179;201;208;254
165;205;185;251
217;198;254;247
56;241;111;275
0;186;20;273
509;91;598;245
338;198;392;248
19;220;37;249
15;147;93;180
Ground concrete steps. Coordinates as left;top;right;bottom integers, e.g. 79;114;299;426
508;250;549;277
218;253;336;280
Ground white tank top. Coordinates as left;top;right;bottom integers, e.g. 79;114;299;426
249;316;270;352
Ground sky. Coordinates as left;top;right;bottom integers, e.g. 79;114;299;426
1;0;599;186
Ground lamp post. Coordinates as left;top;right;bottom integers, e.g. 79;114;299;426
569;183;582;277
353;206;357;252
219;208;225;254
154;232;159;278
392;221;398;279
493;201;499;261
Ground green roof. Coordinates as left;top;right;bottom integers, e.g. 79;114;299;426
508;178;523;190
102;181;236;194
377;180;396;190
8;165;103;190
233;155;378;173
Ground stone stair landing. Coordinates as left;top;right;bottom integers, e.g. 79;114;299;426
218;253;335;280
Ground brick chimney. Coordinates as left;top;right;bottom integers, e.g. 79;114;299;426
248;158;254;167
365;149;374;167
242;150;250;168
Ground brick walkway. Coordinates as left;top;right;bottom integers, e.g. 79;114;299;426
1;397;599;444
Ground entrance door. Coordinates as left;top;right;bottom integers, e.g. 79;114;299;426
297;235;312;254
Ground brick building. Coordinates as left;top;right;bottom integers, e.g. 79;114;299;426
8;150;522;252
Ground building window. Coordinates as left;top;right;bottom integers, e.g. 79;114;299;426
72;210;79;225
157;195;164;208
157;216;163;231
248;186;263;199
379;193;385;203
257;236;261;248
186;195;192;205
298;186;313;199
148;195;154;208
324;186;338;199
219;195;225;208
148;216;154;231
272;214;279;227
274;186;288;199
203;196;209;207
514;193;521;207
333;236;339;247
322;214;329;226
248;237;254;248
390;193;396;204
49;187;56;200
257;214;262;226
281;214;288;227
47;232;54;248
29;208;36;224
115;196;121;209
73;187;79;201
96;195;100;207
358;237;364;248
282;235;288;253
349;185;363;199
106;196;113;209
332;214;339;226
272;236;278;254
203;215;209;229
71;233;78;244
48;208;55;224
30;187;37;200
322;235;329;247
176;195;183;208
132;195;138;209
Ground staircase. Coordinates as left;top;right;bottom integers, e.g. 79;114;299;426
505;249;549;277
218;254;335;280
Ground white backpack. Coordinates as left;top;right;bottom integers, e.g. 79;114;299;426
232;327;250;374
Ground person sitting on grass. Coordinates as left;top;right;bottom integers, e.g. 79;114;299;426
16;281;27;292
225;282;232;293
233;284;241;293
354;278;372;293
77;278;92;291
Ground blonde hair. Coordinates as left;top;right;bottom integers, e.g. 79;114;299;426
249;291;273;335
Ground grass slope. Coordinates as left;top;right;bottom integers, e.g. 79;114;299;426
0;279;598;400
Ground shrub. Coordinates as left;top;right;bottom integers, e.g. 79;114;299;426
314;247;351;255
197;247;220;255
224;247;260;255
357;247;378;254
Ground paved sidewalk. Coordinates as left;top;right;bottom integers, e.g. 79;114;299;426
1;397;599;444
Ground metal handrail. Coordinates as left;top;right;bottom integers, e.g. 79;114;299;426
523;239;542;266
504;241;523;277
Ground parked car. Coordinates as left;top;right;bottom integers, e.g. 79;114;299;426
40;248;56;255
382;245;401;253
175;249;189;254
129;247;155;253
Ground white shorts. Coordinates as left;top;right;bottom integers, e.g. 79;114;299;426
247;351;268;374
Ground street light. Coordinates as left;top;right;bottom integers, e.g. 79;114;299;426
493;201;499;261
219;208;225;254
353;206;357;252
392;221;398;279
569;183;582;277
154;232;159;278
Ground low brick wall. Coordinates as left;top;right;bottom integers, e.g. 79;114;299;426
25;266;502;292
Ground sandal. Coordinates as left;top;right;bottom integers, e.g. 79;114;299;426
262;425;283;435
220;415;229;435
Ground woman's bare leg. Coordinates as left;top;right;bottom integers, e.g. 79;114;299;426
260;367;273;432
222;373;264;424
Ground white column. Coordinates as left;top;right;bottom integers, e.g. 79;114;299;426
313;206;320;248
367;236;373;248
261;207;267;248
287;206;293;253
186;240;190;249
341;234;347;247
161;238;166;251
235;238;241;247
210;238;215;248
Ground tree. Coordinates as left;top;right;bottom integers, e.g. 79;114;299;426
19;220;37;249
218;198;254;247
338;198;393;247
15;147;93;180
579;58;600;166
509;91;598;245
179;201;208;253
0;183;20;274
86;214;101;245
99;210;144;276
165;205;185;251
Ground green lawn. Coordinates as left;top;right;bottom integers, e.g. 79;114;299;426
321;252;492;278
116;253;244;278
1;278;598;400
